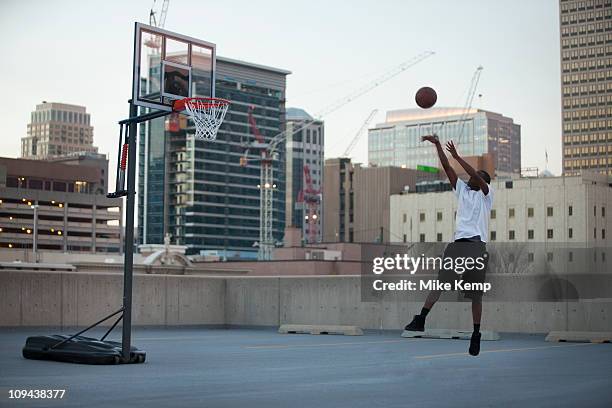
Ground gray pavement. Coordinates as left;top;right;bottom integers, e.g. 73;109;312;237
1;327;611;408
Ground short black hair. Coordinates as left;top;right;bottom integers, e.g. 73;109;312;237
478;170;491;184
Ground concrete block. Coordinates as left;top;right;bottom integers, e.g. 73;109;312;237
225;277;279;326
0;271;23;326
545;331;612;343
176;276;225;325
402;329;500;340
21;272;63;326
279;324;363;336
279;277;379;329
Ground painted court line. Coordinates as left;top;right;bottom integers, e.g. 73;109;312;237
415;342;596;359
244;339;429;350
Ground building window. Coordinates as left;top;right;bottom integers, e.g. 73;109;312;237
490;231;496;241
402;214;407;223
602;207;606;218
419;233;425;242
527;207;534;217
602;229;605;240
547;229;554;239
403;234;407;243
509;208;515;218
568;205;573;216
491;209;496;219
528;253;534;263
436;233;442;242
547;207;553;217
569;228;573;239
437;212;442;221
547;252;554;262
419;212;425;222
594;206;597;217
594;228;597;239
568;251;573;262
528;230;534;240
509;230;515;240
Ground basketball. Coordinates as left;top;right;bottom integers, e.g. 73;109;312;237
415;86;437;109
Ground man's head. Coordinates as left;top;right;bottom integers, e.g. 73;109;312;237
468;170;491;191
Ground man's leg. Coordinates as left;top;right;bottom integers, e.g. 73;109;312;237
469;298;482;356
425;289;442;310
404;290;442;331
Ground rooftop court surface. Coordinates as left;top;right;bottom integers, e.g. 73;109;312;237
1;327;611;408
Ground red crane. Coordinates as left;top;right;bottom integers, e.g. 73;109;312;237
297;164;321;243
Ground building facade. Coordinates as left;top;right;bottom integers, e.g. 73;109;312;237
368;108;521;175
285;108;324;243
21;102;97;159
559;0;612;176
0;156;122;253
138;56;290;256
322;158;438;243
390;173;611;246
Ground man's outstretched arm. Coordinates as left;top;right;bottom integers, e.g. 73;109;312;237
445;140;489;195
422;134;457;189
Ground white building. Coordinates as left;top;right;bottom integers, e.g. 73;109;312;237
390;173;611;247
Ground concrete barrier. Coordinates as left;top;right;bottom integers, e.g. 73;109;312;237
1;270;611;333
279;324;363;336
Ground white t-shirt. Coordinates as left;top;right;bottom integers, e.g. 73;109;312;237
453;179;494;242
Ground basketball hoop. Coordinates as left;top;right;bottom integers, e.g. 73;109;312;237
174;97;230;141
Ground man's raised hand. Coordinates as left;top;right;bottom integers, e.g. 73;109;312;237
445;140;460;159
421;134;440;144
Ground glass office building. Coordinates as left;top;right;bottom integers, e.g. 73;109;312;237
559;0;612;176
285;108;324;243
368;108;521;175
138;56;290;256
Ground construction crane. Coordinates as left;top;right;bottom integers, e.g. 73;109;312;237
456;66;483;145
343;109;378;157
242;51;435;260
144;0;170;50
296;165;322;244
149;0;169;28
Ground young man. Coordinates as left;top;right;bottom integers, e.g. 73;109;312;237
404;135;493;356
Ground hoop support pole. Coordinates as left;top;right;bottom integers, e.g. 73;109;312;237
121;102;138;362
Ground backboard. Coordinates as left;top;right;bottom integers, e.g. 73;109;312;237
132;22;216;112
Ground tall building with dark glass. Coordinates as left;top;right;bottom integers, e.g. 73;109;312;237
285;108;324;243
559;0;612;176
138;57;290;256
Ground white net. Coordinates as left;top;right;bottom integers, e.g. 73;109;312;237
183;98;230;140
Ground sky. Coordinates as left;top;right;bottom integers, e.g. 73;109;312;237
0;0;562;178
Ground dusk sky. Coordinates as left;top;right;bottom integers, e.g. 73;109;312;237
1;0;561;176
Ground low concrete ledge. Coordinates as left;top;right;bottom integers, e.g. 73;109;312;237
279;324;363;336
545;331;612;343
0;262;75;271
402;329;500;341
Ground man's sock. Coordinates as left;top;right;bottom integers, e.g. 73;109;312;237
420;307;430;318
473;323;481;334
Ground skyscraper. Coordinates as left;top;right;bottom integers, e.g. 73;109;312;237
368;108;521;175
559;0;612;176
21;102;97;159
285;108;324;243
138;56;290;257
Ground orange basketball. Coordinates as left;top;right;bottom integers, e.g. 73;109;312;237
415;87;437;109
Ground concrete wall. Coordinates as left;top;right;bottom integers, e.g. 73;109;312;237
0;270;224;327
1;270;611;333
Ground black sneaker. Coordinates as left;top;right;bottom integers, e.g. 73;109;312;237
404;315;425;332
469;332;481;356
